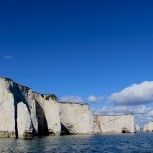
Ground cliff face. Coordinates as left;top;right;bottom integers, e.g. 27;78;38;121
59;103;94;134
0;77;139;139
17;102;33;139
0;78;60;139
0;79;16;138
33;93;61;136
94;114;135;133
93;116;101;134
144;122;153;132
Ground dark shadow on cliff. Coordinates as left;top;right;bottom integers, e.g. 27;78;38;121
36;101;49;136
60;123;70;135
122;127;130;133
14;97;18;138
13;95;38;137
10;84;37;138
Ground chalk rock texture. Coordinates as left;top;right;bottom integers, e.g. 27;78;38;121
144;122;153;132
17;102;33;139
33;93;61;136
135;124;140;132
15;83;38;136
0;77;138;139
0;77;61;138
0;78;16;138
144;124;148;132
93;116;101;134
94;114;135;133
59;103;94;134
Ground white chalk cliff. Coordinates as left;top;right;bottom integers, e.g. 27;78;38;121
0;78;16;138
144;122;153;132
33;93;61;136
0;77;60;139
59;102;94;134
0;77;139;139
93;116;101;134
93;114;135;133
17;102;33;139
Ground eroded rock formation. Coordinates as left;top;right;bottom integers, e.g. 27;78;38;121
0;78;16;138
17;102;33;139
0;77;60;139
93;116;101;134
93;114;135;133
0;77;139;139
144;122;153;132
33;93;61;136
59;102;94;135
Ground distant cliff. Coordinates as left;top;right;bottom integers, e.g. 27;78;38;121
0;77;138;139
93;114;135;133
144;122;153;132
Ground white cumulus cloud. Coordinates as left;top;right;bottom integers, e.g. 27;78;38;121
109;81;153;105
92;105;153;127
87;95;104;103
60;96;83;103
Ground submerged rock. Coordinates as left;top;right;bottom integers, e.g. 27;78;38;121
59;102;94;135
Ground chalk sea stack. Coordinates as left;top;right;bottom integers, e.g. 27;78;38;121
0;77;60;139
144;122;153;132
0;77;138;139
59;102;94;135
93;114;135;133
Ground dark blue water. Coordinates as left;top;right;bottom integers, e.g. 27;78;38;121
0;133;153;153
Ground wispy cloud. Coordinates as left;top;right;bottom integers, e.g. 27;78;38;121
87;95;104;103
109;81;153;105
4;54;13;59
60;96;83;103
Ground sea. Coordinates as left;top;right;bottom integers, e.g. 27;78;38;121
0;132;153;153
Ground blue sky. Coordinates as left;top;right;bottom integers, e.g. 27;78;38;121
1;0;153;127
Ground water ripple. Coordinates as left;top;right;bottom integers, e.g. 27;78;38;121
0;133;153;153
